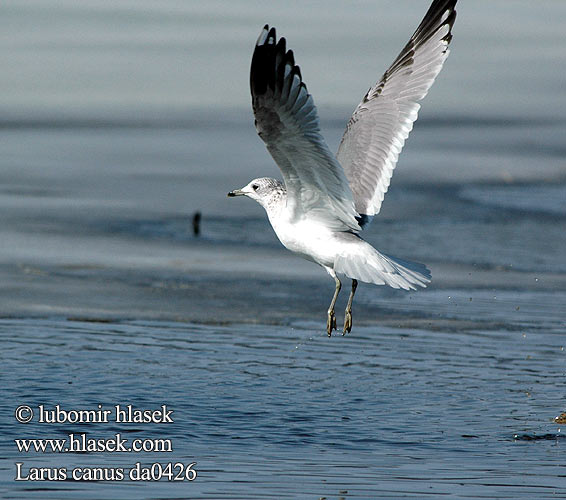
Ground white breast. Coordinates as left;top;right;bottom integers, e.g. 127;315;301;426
268;212;339;268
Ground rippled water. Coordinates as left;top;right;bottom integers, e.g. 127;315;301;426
2;318;565;499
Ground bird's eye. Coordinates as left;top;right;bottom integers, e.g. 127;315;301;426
252;184;259;191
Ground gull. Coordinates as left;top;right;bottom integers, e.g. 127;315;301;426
228;0;457;336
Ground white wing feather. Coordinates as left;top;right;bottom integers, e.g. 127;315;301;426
251;26;360;232
336;0;457;221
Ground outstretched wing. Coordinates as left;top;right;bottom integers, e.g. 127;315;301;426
251;25;360;232
336;0;457;224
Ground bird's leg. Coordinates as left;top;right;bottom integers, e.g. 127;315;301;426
327;274;341;336
343;279;358;335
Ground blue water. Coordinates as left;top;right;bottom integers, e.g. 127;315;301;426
1;0;566;498
2;318;565;499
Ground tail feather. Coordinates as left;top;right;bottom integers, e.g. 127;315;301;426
334;242;431;290
386;254;432;284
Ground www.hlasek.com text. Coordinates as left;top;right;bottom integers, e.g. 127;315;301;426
16;433;172;453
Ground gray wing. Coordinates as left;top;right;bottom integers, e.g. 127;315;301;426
251;25;360;232
336;0;457;223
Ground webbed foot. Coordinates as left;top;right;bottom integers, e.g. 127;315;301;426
343;310;353;335
327;310;337;336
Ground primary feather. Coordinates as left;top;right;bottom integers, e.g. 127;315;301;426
250;26;361;232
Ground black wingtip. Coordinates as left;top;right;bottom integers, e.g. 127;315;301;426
276;37;286;52
251;24;305;100
405;0;457;54
255;24;269;48
443;9;457;37
286;49;295;68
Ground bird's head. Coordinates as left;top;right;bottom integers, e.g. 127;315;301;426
227;177;284;208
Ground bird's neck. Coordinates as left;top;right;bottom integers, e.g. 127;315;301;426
261;187;287;221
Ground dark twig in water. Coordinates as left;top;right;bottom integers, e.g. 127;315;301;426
192;211;201;236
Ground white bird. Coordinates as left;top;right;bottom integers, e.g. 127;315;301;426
228;0;457;336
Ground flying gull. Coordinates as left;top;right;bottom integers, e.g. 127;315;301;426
228;0;457;335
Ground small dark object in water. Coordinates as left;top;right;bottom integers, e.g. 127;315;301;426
192;211;201;236
513;433;565;441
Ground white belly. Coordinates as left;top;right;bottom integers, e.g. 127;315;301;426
264;208;430;290
269;216;339;267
